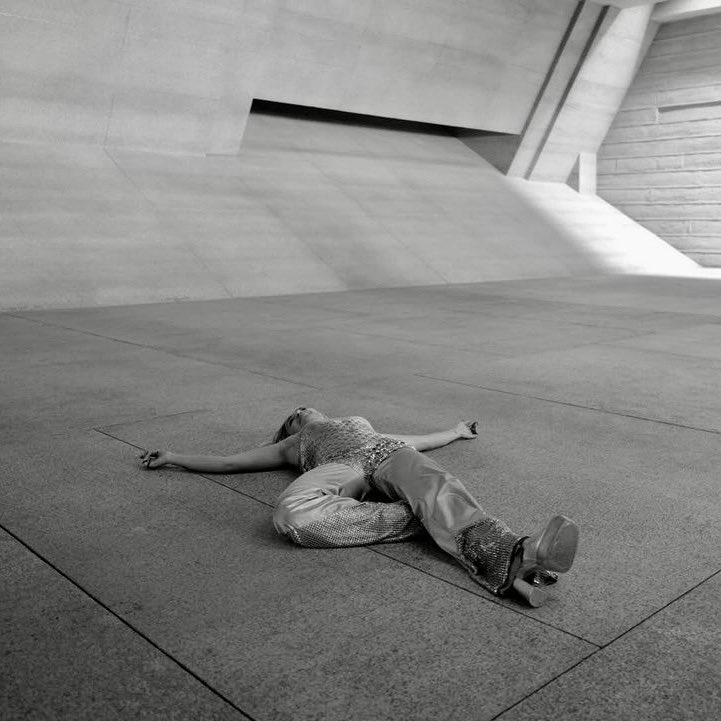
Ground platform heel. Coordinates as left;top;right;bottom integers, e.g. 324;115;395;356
507;515;578;606
512;577;548;607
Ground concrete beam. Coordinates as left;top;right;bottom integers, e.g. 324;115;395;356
652;0;721;22
590;1;662;7
525;4;658;184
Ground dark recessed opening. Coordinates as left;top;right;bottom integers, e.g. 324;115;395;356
250;98;509;137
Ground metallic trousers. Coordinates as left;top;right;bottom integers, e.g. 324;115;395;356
273;447;520;593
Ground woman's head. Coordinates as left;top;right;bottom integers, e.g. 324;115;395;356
271;407;325;443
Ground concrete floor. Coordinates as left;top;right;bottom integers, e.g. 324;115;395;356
2;273;721;720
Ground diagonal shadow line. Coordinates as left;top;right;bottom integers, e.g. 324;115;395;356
0;522;259;721
416;373;721;436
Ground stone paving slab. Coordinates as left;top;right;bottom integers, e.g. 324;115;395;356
312;311;640;358
256;283;715;333
0;431;594;721
4;276;721;720
11;293;659;400
13;301;458;391
0;529;249;721
0;314;309;444
452;275;721;317
610;321;721;361
422;292;721;334
102;372;721;647
497;571;721;721
360;375;721;645
17;292;368;336
427;341;721;433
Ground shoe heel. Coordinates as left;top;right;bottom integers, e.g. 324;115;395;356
512;578;548;607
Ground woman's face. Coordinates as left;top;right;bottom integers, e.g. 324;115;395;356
288;407;324;434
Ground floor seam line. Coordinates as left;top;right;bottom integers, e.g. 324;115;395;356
0;522;258;721
489;647;603;721
596;566;721;651
322;325;647;359
5;312;321;390
94;409;214;431
438;302;721;329
490;566;721;720
603;340;721;365
416;373;721;436
93;428;279;509
451;291;721;320
367;546;600;648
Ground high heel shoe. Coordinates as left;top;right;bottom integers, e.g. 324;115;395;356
510;515;579;607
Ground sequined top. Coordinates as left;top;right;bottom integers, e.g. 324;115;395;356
298;416;407;479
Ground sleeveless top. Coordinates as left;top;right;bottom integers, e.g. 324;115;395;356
298;416;407;479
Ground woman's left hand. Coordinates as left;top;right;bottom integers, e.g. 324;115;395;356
455;421;479;439
140;449;171;469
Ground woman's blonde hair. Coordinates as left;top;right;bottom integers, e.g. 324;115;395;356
271;407;307;444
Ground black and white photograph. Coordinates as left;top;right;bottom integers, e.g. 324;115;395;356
1;1;720;719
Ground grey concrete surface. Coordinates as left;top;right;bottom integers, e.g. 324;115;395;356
2;274;721;720
498;571;721;721
100;375;721;646
0;530;249;721
1;432;593;721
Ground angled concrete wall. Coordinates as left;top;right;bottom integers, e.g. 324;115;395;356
463;3;659;184
0;109;699;311
0;0;579;154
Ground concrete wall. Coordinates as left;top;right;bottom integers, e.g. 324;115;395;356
598;12;721;267
0;0;580;155
1;108;698;312
463;3;659;185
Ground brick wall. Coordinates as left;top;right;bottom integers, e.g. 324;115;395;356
598;13;721;267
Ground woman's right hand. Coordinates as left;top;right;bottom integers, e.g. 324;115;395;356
140;449;171;469
455;421;479;439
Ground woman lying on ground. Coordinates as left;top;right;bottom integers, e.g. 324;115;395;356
140;407;578;606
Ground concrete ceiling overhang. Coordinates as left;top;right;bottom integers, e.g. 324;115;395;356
589;0;721;21
652;0;721;22
589;0;662;7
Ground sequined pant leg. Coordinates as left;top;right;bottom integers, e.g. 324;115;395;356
273;463;423;548
372;447;521;594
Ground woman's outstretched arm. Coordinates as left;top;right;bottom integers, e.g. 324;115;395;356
140;435;298;473
380;421;478;452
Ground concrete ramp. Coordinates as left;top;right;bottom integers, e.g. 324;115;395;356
0;111;701;310
509;178;702;276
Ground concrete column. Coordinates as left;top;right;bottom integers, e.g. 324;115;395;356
506;0;607;179
527;4;658;183
568;152;597;194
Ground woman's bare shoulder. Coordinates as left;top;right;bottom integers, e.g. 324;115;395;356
346;415;372;426
278;433;300;466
